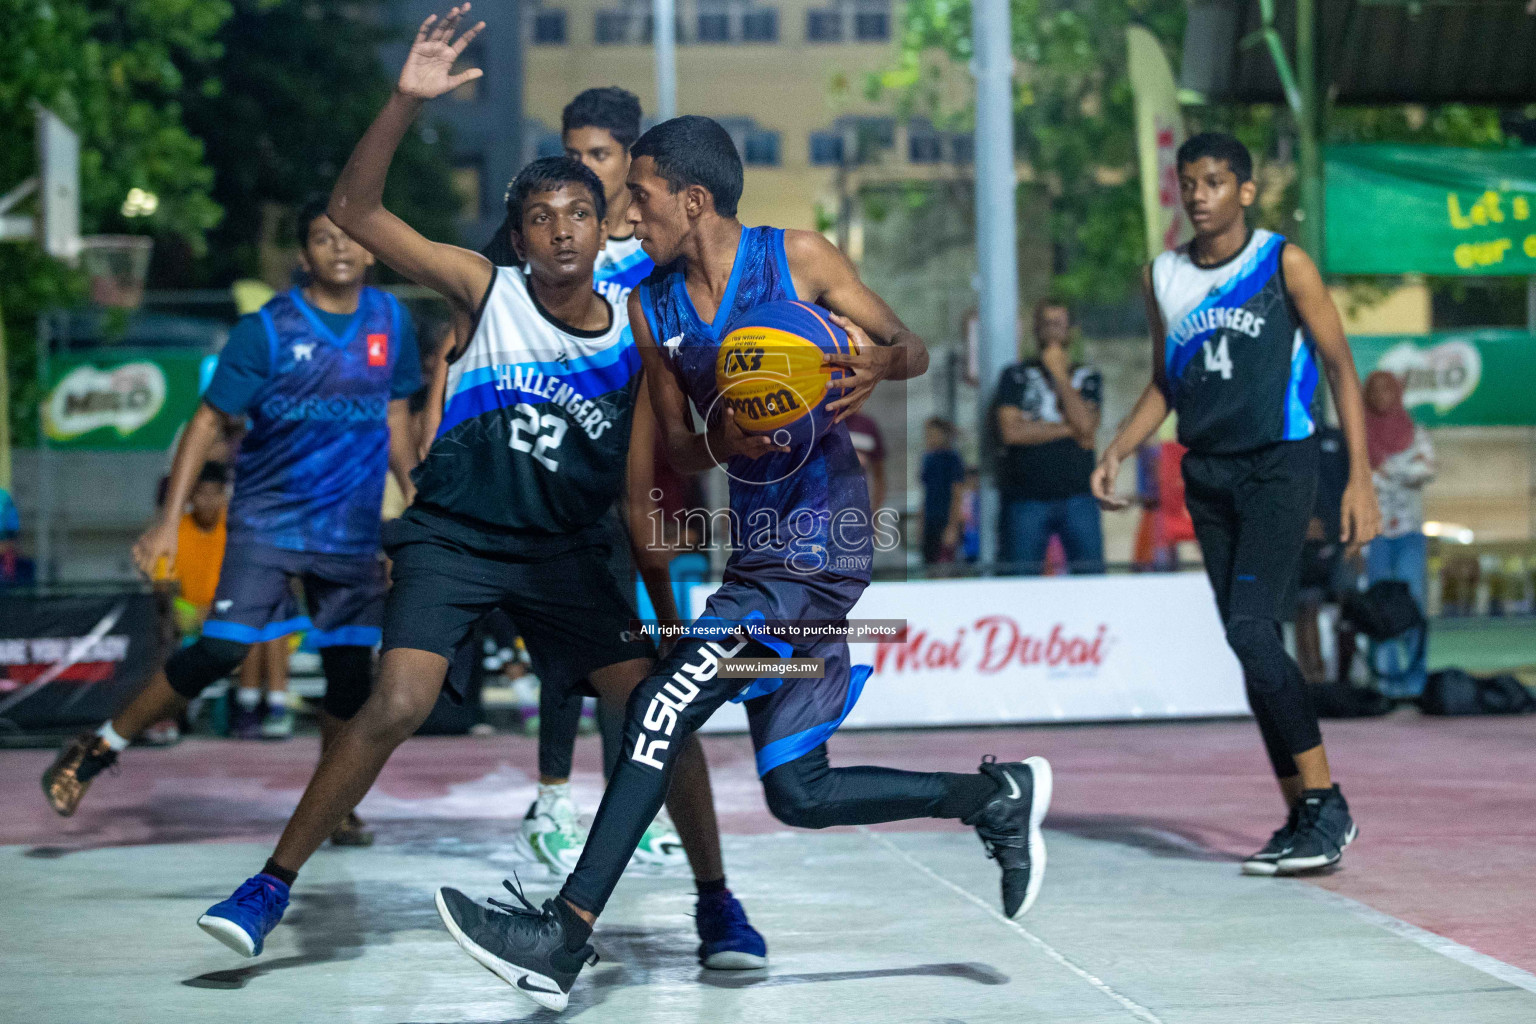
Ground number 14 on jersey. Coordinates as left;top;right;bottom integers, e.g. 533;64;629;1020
1203;334;1233;379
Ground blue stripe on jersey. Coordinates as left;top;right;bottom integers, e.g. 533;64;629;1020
1285;340;1320;439
1165;234;1284;386
308;624;383;647
753;664;872;776
438;344;641;438
203;615;313;644
449;329;637;397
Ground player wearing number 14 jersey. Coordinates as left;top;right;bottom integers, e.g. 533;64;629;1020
1091;132;1380;878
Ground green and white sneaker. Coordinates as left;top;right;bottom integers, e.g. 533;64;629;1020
517;783;586;873
631;807;686;868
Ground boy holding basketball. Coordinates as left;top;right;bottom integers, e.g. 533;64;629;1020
430;69;1055;1010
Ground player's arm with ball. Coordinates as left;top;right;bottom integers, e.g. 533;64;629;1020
327;5;494;320
1091;266;1171;511
630;291;791;472
783;229;931;421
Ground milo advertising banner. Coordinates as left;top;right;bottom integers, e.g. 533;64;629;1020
1325;145;1536;276
1350;330;1535;427
42;349;205;450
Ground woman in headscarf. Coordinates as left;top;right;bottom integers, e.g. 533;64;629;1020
1363;370;1436;697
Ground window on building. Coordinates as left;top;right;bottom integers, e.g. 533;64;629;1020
854;8;890;42
809;131;845;165
696;11;730;41
908;131;943;164
594;10;633;44
451;162;483;222
532;9;567;45
742;8;778;42
745;130;782;166
806;9;843;42
950;133;975;164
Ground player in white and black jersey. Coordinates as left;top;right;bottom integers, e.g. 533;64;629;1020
493;86;687;878
196;8;764;969
1091;132;1380;877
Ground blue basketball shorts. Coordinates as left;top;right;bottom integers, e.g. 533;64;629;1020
200;542;386;648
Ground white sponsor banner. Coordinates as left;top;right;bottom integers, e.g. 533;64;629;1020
690;573;1246;732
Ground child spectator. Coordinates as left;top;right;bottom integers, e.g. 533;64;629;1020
920;417;966;566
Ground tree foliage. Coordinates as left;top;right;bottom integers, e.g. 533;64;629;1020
177;0;463;286
868;0;1509;307
868;0;1188;305
1;0;230;445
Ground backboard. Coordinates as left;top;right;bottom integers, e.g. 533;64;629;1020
37;106;81;264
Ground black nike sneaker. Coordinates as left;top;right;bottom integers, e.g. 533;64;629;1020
966;755;1053;918
435;879;597;1011
1275;785;1357;875
1241;803;1301;876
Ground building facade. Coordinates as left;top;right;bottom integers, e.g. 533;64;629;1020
521;0;974;234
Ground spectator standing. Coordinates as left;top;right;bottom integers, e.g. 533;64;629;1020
844;411;887;510
1363;371;1436;697
993;299;1105;574
919;417;966;566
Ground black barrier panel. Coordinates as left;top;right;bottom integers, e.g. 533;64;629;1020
0;590;160;734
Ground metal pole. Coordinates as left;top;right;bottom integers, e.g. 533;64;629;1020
1296;0;1323;258
654;0;677;120
36;311;53;584
972;0;1018;570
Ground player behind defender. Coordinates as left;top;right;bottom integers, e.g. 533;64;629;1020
500;85;685;874
433;106;1055;1012
195;6;763;968
42;199;420;851
1091;132;1378;875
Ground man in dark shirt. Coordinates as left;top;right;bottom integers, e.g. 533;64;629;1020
993;299;1105;574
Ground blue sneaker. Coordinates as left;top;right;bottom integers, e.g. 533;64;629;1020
695;889;767;969
197;873;290;957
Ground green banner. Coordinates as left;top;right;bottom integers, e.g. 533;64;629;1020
1326;145;1536;275
1350;329;1536;427
41;349;206;450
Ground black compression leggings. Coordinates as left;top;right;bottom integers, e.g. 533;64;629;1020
537;679;624;780
559;636;991;916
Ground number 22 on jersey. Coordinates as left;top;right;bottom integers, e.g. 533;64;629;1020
509;402;567;471
1202;334;1233;380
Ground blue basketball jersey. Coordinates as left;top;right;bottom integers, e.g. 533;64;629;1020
221;287;407;555
594;235;653;305
637;226;872;586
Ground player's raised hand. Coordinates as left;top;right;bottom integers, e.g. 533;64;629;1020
823;313;892;422
708;406;790;464
397;5;484;100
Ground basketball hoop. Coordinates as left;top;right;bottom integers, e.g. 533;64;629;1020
79;235;153;309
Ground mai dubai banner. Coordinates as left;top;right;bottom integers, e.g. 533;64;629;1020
688;573;1246;731
42;349;205;450
1350;330;1536;427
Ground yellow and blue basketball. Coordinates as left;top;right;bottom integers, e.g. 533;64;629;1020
715;300;854;449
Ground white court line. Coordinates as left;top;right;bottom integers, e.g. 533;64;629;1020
857;826;1166;1024
1300;884;1536;996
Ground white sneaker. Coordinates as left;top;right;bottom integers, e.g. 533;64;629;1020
631;807;687;868
518;784;586;872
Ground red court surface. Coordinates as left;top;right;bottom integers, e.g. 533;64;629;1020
4;712;1533;973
